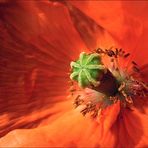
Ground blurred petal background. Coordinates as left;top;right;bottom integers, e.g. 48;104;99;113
0;0;148;147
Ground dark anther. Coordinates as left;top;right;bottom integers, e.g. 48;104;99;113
95;48;104;54
70;88;76;92
80;108;88;116
91;109;98;118
115;48;119;57
73;95;83;108
124;53;130;58
80;103;96;116
119;48;122;52
121;51;125;56
132;61;138;65
111;58;114;62
133;66;140;73
105;49;115;57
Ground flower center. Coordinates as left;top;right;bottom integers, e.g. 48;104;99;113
69;48;148;118
70;52;105;88
70;52;119;95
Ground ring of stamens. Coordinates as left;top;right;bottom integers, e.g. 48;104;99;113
69;48;148;118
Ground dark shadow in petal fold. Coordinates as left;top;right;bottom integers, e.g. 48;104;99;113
140;64;148;83
0;1;86;138
65;2;104;50
110;108;144;147
129;64;148;114
52;0;109;50
0;112;55;138
133;96;148;115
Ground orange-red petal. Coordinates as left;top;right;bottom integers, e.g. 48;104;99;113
0;101;121;147
0;0;87;137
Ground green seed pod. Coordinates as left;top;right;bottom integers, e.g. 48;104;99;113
70;52;106;88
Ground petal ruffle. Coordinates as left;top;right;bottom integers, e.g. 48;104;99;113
0;101;120;147
0;0;87;137
115;106;148;147
0;1;148;147
69;1;148;65
61;1;116;50
1;101;148;147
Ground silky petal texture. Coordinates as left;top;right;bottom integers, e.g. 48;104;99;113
69;1;148;67
0;1;87;137
0;1;148;148
61;0;148;83
62;1;116;50
68;1;148;115
0;101;120;147
107;105;148;148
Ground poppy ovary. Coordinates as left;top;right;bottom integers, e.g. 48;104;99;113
70;52;118;96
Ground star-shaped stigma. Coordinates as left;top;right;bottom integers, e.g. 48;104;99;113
70;52;106;88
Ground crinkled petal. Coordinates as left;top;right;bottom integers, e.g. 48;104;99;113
69;1;148;66
116;107;148;147
0;101;120;147
0;1;148;147
0;0;87;136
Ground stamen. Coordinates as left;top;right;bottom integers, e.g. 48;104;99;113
105;49;115;57
69;47;148;118
133;66;140;73
69;86;76;93
124;53;130;58
118;82;126;91
80;102;96;116
95;48;105;54
73;95;83;108
125;96;133;104
132;61;138;66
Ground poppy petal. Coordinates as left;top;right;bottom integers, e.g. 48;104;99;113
0;0;87;137
69;1;148;65
0;101;120;147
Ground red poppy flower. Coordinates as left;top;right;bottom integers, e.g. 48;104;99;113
0;1;148;147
